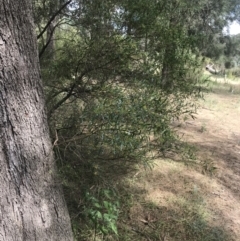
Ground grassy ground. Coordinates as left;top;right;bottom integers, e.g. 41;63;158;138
67;74;240;241
114;76;240;241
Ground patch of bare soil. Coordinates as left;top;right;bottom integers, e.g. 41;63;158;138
176;87;240;239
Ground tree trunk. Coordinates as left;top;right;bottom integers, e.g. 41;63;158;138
45;0;59;60
0;1;73;240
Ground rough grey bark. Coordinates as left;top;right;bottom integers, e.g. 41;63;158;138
0;1;73;240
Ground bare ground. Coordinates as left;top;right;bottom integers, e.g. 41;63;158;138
178;88;240;239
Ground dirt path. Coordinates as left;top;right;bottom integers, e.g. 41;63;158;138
178;88;240;239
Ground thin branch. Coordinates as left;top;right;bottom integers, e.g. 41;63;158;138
53;129;59;147
39;18;71;58
37;0;72;40
39;23;57;58
48;83;76;118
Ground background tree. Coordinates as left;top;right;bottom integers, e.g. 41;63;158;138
0;1;73;240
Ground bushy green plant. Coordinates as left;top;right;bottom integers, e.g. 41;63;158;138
83;189;119;237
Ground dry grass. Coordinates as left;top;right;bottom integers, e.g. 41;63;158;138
68;76;240;241
115;78;240;241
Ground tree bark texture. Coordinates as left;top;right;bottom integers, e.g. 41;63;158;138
0;1;73;240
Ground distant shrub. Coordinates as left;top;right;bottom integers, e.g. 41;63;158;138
224;61;233;69
231;67;240;77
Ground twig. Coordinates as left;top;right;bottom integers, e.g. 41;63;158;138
37;0;72;40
